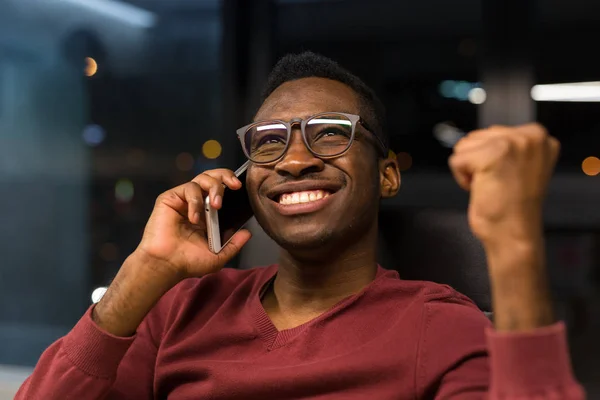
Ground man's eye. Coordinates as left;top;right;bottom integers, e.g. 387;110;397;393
258;135;285;146
315;128;351;139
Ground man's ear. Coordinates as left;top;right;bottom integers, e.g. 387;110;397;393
379;157;401;198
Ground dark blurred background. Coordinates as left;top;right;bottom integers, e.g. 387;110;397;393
0;0;599;397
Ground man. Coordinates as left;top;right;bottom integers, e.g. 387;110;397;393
17;52;585;399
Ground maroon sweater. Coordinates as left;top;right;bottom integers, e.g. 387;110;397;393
16;265;585;399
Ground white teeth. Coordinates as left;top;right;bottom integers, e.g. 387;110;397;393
279;190;331;205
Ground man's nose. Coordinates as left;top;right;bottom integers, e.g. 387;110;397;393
275;129;325;177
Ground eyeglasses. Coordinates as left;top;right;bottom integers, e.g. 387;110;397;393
236;112;385;164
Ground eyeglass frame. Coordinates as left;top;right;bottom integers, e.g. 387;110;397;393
235;112;387;164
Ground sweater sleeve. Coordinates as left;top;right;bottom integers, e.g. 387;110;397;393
14;305;159;400
485;322;585;399
416;295;586;399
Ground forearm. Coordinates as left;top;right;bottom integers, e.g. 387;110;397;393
15;308;139;400
93;250;181;337
483;222;555;332
17;251;173;399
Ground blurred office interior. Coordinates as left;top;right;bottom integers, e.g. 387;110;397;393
0;0;599;397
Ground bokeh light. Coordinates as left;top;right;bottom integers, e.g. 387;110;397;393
115;179;134;202
388;150;397;160
202;140;222;159
85;57;98;77
176;152;195;171
82;124;106;146
468;88;487;104
396;152;413;171
439;81;482;101
439;81;455;98
433;122;464;148
91;287;107;304
581;156;600;176
453;81;472;100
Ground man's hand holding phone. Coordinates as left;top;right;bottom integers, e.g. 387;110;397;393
138;168;251;278
92;168;252;338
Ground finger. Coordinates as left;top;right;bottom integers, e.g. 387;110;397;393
216;229;252;263
518;122;548;137
449;139;510;190
182;182;207;224
454;128;507;153
156;182;206;223
204;169;242;190
453;135;490;154
191;174;224;209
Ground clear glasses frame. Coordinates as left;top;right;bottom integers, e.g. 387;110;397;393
236;112;386;164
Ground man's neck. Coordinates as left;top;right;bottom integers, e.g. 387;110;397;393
261;231;379;329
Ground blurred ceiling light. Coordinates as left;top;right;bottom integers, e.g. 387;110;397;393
531;82;600;102
468;88;486;104
176;152;195;171
59;0;157;28
115;179;134;202
91;287;108;304
581;156;600;176
85;57;98;77
82;124;106;146
202;140;222;160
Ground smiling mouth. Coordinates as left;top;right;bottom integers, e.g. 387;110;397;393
277;190;332;205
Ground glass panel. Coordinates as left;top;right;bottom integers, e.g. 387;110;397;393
0;0;223;369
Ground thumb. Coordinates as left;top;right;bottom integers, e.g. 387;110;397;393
216;229;252;264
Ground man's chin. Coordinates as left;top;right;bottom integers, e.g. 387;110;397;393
267;225;337;252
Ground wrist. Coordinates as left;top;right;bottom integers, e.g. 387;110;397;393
483;230;555;331
483;233;542;270
479;212;544;250
93;252;182;337
130;247;186;284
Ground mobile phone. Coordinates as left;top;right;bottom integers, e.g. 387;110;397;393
204;161;254;253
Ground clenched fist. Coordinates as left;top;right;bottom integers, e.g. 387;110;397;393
449;123;559;244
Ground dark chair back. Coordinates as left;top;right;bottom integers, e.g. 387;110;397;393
376;207;491;312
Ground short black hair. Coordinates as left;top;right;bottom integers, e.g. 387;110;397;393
261;51;389;156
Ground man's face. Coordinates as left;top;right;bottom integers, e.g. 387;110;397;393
246;77;388;251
